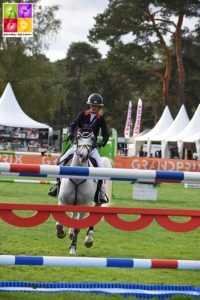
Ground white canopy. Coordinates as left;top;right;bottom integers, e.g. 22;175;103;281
182;131;200;143
134;106;173;156
0;83;49;129
150;105;190;158
166;104;200;158
182;132;200;159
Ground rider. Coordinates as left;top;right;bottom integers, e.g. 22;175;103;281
48;93;110;204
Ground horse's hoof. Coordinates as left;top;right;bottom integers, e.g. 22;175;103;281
85;239;93;248
56;224;66;239
69;246;76;255
84;230;94;248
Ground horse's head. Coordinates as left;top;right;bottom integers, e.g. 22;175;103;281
75;127;95;163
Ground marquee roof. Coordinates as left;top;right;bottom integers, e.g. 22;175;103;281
0;83;49;129
166;104;200;142
150;105;190;142
135;106;173;142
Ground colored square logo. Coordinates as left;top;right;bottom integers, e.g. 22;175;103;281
18;18;33;33
2;3;33;37
3;3;17;18
4;19;17;32
18;4;32;18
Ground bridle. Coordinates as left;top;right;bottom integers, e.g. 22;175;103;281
69;128;96;205
75;129;95;162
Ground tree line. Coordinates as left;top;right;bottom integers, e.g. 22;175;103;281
0;0;199;136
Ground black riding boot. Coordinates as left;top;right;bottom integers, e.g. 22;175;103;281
48;178;61;197
94;180;109;204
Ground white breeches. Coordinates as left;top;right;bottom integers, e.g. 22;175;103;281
59;145;103;167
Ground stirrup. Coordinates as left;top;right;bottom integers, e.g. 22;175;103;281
99;194;109;204
94;192;109;204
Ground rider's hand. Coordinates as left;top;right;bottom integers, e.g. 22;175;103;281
96;142;105;148
67;133;74;141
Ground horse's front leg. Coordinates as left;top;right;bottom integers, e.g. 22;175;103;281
84;226;94;248
56;193;66;239
69;212;85;255
69;228;80;255
68;212;78;240
84;200;104;247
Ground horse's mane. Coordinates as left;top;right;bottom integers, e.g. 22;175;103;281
77;126;94;139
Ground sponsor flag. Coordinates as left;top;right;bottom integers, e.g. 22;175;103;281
124;100;133;138
133;98;142;136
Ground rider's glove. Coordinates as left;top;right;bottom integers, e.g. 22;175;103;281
96;142;105;148
67;133;74;141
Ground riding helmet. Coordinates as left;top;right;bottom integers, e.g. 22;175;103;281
86;93;104;106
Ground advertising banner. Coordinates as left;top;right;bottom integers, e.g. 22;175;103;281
0;154;58;165
133;98;142;136
114;156;200;172
124;100;132;138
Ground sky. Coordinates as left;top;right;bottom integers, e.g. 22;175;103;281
38;0;197;62
39;0;110;62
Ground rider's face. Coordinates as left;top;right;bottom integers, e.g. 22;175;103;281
89;105;100;113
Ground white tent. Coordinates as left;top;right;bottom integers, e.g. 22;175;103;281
127;129;150;156
166;104;200;158
149;105;190;158
0;82;49;129
182;131;200;143
133;106;173;156
181;131;200;160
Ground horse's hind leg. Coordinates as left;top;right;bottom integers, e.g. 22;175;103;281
69;228;79;255
84;226;94;248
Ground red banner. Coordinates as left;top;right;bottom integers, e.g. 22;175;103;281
114;156;200;172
